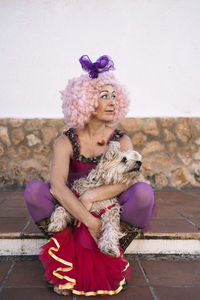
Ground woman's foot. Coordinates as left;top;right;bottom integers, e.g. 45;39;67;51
54;285;70;296
119;221;143;252
121;281;128;291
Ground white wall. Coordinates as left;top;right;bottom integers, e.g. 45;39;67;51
0;0;200;118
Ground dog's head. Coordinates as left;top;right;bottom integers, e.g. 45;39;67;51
96;141;142;185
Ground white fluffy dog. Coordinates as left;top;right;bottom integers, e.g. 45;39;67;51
48;141;142;257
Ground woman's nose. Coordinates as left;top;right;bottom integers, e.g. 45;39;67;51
109;96;115;105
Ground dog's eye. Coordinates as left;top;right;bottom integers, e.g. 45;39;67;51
121;157;127;163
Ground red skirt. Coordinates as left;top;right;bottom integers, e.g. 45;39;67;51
40;223;131;296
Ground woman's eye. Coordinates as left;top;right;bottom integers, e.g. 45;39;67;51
112;94;116;99
101;94;107;99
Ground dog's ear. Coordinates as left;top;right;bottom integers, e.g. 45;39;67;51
108;141;120;151
103;141;120;161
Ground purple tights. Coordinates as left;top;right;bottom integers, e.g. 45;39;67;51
24;180;155;231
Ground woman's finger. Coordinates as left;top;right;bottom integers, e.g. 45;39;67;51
77;220;82;228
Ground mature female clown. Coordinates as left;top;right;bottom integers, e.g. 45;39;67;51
24;55;155;296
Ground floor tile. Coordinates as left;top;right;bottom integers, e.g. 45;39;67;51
0;206;29;218
154;287;200;300
157;190;200;207
129;260;147;286
182;189;200;199
5;261;45;287
189;217;200;228
154;189;183;201
151;218;197;233
141;260;200;286
174;206;200;218
0;287;73;300
0;217;28;233
0;262;12;284
0;191;24;201
154;200;181;219
24;219;42;234
1;196;26;208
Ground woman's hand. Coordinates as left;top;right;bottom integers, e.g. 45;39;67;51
87;218;101;242
74;191;93;227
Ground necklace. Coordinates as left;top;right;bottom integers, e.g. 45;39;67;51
97;140;106;146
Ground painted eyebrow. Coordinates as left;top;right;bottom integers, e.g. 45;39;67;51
100;90;116;94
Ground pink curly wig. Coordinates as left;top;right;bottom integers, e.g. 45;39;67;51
60;72;130;128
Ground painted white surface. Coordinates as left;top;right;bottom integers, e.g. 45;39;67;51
0;239;200;255
0;0;200;118
125;239;200;254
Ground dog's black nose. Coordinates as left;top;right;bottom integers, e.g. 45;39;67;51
136;161;142;167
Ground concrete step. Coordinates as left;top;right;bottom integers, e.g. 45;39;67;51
0;231;200;256
0;189;200;256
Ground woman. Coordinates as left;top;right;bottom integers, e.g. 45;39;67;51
24;55;155;296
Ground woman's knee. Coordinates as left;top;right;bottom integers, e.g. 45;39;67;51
132;182;154;199
119;182;154;209
24;180;48;205
133;182;154;207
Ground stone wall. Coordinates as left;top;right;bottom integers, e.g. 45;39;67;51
0;118;200;189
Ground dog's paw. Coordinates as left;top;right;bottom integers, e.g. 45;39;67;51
48;206;72;232
48;221;66;233
105;248;120;257
99;245;120;257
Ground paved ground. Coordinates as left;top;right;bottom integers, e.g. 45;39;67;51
0;189;199;236
0;257;200;300
0;189;200;299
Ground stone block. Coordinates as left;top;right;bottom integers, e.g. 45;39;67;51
24;119;47;131
40;158;50;170
143;119;159;136
163;129;176;142
8;148;20;162
18;145;31;159
0;126;11;146
142;141;165;156
11;129;24;145
120;118;142;132
141;159;153;177
131;133;147;148
171;167;196;187
47;119;65;126
194;149;200;161
21;159;41;172
167;142;177;153
177;147;194;166
154;173;168;188
0;143;4;157
192;119;200;132
159;118;176;128
0;159;9;172
9;162;20;176
195;138;200;145
26;134;41;147
0;119;7;126
41;127;58;144
9;119;24;128
175;118;192;143
33;145;50;157
152;155;173;170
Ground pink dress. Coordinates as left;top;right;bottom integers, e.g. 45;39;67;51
40;128;131;296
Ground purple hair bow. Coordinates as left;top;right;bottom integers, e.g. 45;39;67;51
79;55;115;78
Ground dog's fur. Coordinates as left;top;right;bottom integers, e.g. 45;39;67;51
48;141;142;258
